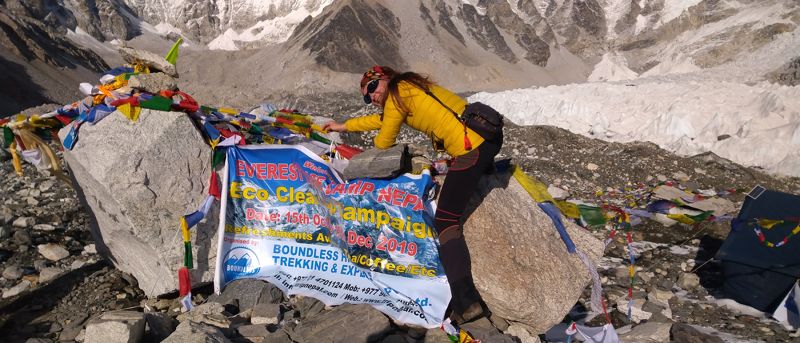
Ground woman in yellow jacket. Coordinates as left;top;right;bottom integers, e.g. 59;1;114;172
324;66;503;324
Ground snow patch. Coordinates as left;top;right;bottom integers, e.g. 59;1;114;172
208;28;241;51
641;56;702;77
660;0;703;26
669;246;694;256
588;52;639;82
601;0;632;37
716;298;767;317
468;80;800;177
154;22;181;36
204;0;333;50
65;27;115;53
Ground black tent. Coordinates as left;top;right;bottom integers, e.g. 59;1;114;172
716;186;800;313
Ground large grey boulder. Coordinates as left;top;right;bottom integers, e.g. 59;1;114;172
463;170;605;333
59;109;218;296
127;72;178;94
342;144;409;180
119;47;178;77
84;311;146;343
289;303;392;343
162;321;231;343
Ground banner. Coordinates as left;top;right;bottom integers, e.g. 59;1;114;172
214;145;450;327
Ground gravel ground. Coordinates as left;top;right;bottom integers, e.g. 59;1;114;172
1;93;799;342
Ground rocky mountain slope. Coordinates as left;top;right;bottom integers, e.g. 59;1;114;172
0;1;111;114
2;0;798;114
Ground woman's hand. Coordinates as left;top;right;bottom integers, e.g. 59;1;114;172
323;121;347;132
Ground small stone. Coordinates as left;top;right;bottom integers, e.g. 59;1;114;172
1;206;12;224
616;298;652;323
39;267;63;283
656;174;667;182
251;303;281;325
677;273;701;290
237;324;269;337
547;185;570;200
37;244;70;261
506;324;539;343
620;321;671;342
647;288;674;307
638;272;653;283
153;298;173;311
39;180;54;192
672;171;690;181
2;280;31;298
33;259;49;271
71;260;87;269
2;265;23;280
586;163;599;171
33;224;55;231
83;244;97;255
12;217;35;228
0;225;11;239
49;322;63;333
13;230;32;245
614;266;630;279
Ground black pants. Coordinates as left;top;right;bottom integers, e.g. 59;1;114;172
434;135;502;314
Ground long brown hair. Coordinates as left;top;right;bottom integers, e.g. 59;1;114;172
361;66;434;114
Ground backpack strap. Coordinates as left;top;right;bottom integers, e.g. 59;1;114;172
425;90;472;150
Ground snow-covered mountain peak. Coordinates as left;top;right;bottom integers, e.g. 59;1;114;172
122;0;334;49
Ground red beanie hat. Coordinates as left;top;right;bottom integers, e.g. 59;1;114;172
360;65;389;88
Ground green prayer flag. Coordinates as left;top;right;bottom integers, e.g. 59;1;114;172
578;204;606;226
212;149;225;168
165;38;183;65
310;131;331;144
2;126;13;148
688;211;714;223
248;125;264;135
139;96;173;111
184;241;193;269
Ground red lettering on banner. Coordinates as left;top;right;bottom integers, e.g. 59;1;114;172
376;186;424;211
392;188;404;207
267;163;278;179
360;182;374;195
237;161;306;181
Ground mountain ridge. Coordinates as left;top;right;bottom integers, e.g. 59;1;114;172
0;0;798;114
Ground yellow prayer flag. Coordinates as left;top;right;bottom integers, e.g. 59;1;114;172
117;103;141;122
757;219;783;229
512;165;554;203
556;201;581;219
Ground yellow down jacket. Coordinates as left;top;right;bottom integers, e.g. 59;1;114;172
344;81;485;157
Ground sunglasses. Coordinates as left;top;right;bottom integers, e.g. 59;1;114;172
363;79;380;104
